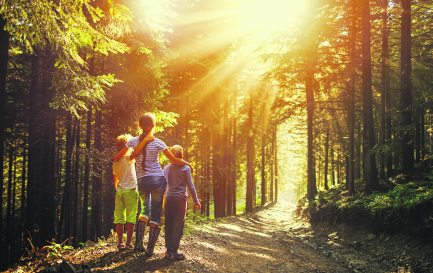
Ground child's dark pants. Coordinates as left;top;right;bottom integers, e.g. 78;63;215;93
165;195;187;254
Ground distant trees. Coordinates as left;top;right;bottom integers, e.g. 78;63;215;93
269;0;433;199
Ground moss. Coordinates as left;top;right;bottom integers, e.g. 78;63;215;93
344;181;433;215
299;172;433;217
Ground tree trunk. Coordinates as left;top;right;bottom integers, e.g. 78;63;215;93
55;125;63;241
0;17;9;263
355;120;362;179
306;55;317;200
270;126;275;202
82;107;92;242
62;114;73;240
261;135;267;205
206;137;211;218
20;148;27;233
381;0;393;177
212;115;226;218
337;148;341;185
231;112;237;215
91;110;102;240
347;0;357;194
27;49;56;245
400;0;413;172
415;108;421;162
330;146;335;186
420;109;425;159
11;149;17;261
72;119;80;244
246;95;255;212
6;147;13;263
324;126;329;191
274;124;278;202
361;0;379;192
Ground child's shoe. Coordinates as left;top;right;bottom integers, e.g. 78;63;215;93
117;243;125;251
173;252;185;261
164;251;175;261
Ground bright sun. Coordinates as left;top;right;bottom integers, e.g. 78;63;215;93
134;0;313;102
240;0;310;31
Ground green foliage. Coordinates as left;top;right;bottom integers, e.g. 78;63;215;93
302;174;433;217
51;72;121;116
43;242;74;259
347;182;433;214
1;0;131;117
154;110;179;133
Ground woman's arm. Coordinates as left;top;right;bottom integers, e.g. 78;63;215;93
162;149;193;171
113;147;128;162
130;134;155;160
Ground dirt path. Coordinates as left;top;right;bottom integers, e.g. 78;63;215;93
84;202;346;273
59;201;432;273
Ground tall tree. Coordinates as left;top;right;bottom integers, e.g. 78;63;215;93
347;0;357;194
27;50;56;245
82;107;92;241
306;50;317;200
0;15;9;265
381;0;393;177
246;95;255;212
324;125;330;191
91;110;102;240
400;0;413;172
361;0;379;192
261;135;267;205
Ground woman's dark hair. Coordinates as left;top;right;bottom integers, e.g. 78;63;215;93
139;113;156;131
138;113;156;173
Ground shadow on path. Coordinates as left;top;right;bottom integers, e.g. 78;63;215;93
87;202;348;273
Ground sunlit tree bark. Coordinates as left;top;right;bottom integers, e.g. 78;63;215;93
246;95;255;212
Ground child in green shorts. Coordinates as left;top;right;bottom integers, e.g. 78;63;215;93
113;134;139;250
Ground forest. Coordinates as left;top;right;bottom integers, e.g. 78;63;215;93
0;0;433;272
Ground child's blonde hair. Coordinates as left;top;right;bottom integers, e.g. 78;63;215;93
115;134;132;151
170;145;183;159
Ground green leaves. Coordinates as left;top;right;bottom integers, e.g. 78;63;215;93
50;69;121;117
43;241;74;259
0;0;135;117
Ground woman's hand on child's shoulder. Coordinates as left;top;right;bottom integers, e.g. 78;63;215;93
187;163;193;173
142;134;155;143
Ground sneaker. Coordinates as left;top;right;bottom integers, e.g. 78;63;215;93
117;243;126;251
173;253;185;261
164;252;175;261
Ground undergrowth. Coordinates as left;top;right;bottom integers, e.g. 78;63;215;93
299;169;433;216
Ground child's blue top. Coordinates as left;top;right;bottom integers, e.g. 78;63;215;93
163;164;199;204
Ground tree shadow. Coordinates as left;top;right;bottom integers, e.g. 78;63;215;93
89;249;175;272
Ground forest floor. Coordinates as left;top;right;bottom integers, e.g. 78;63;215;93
7;198;433;273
